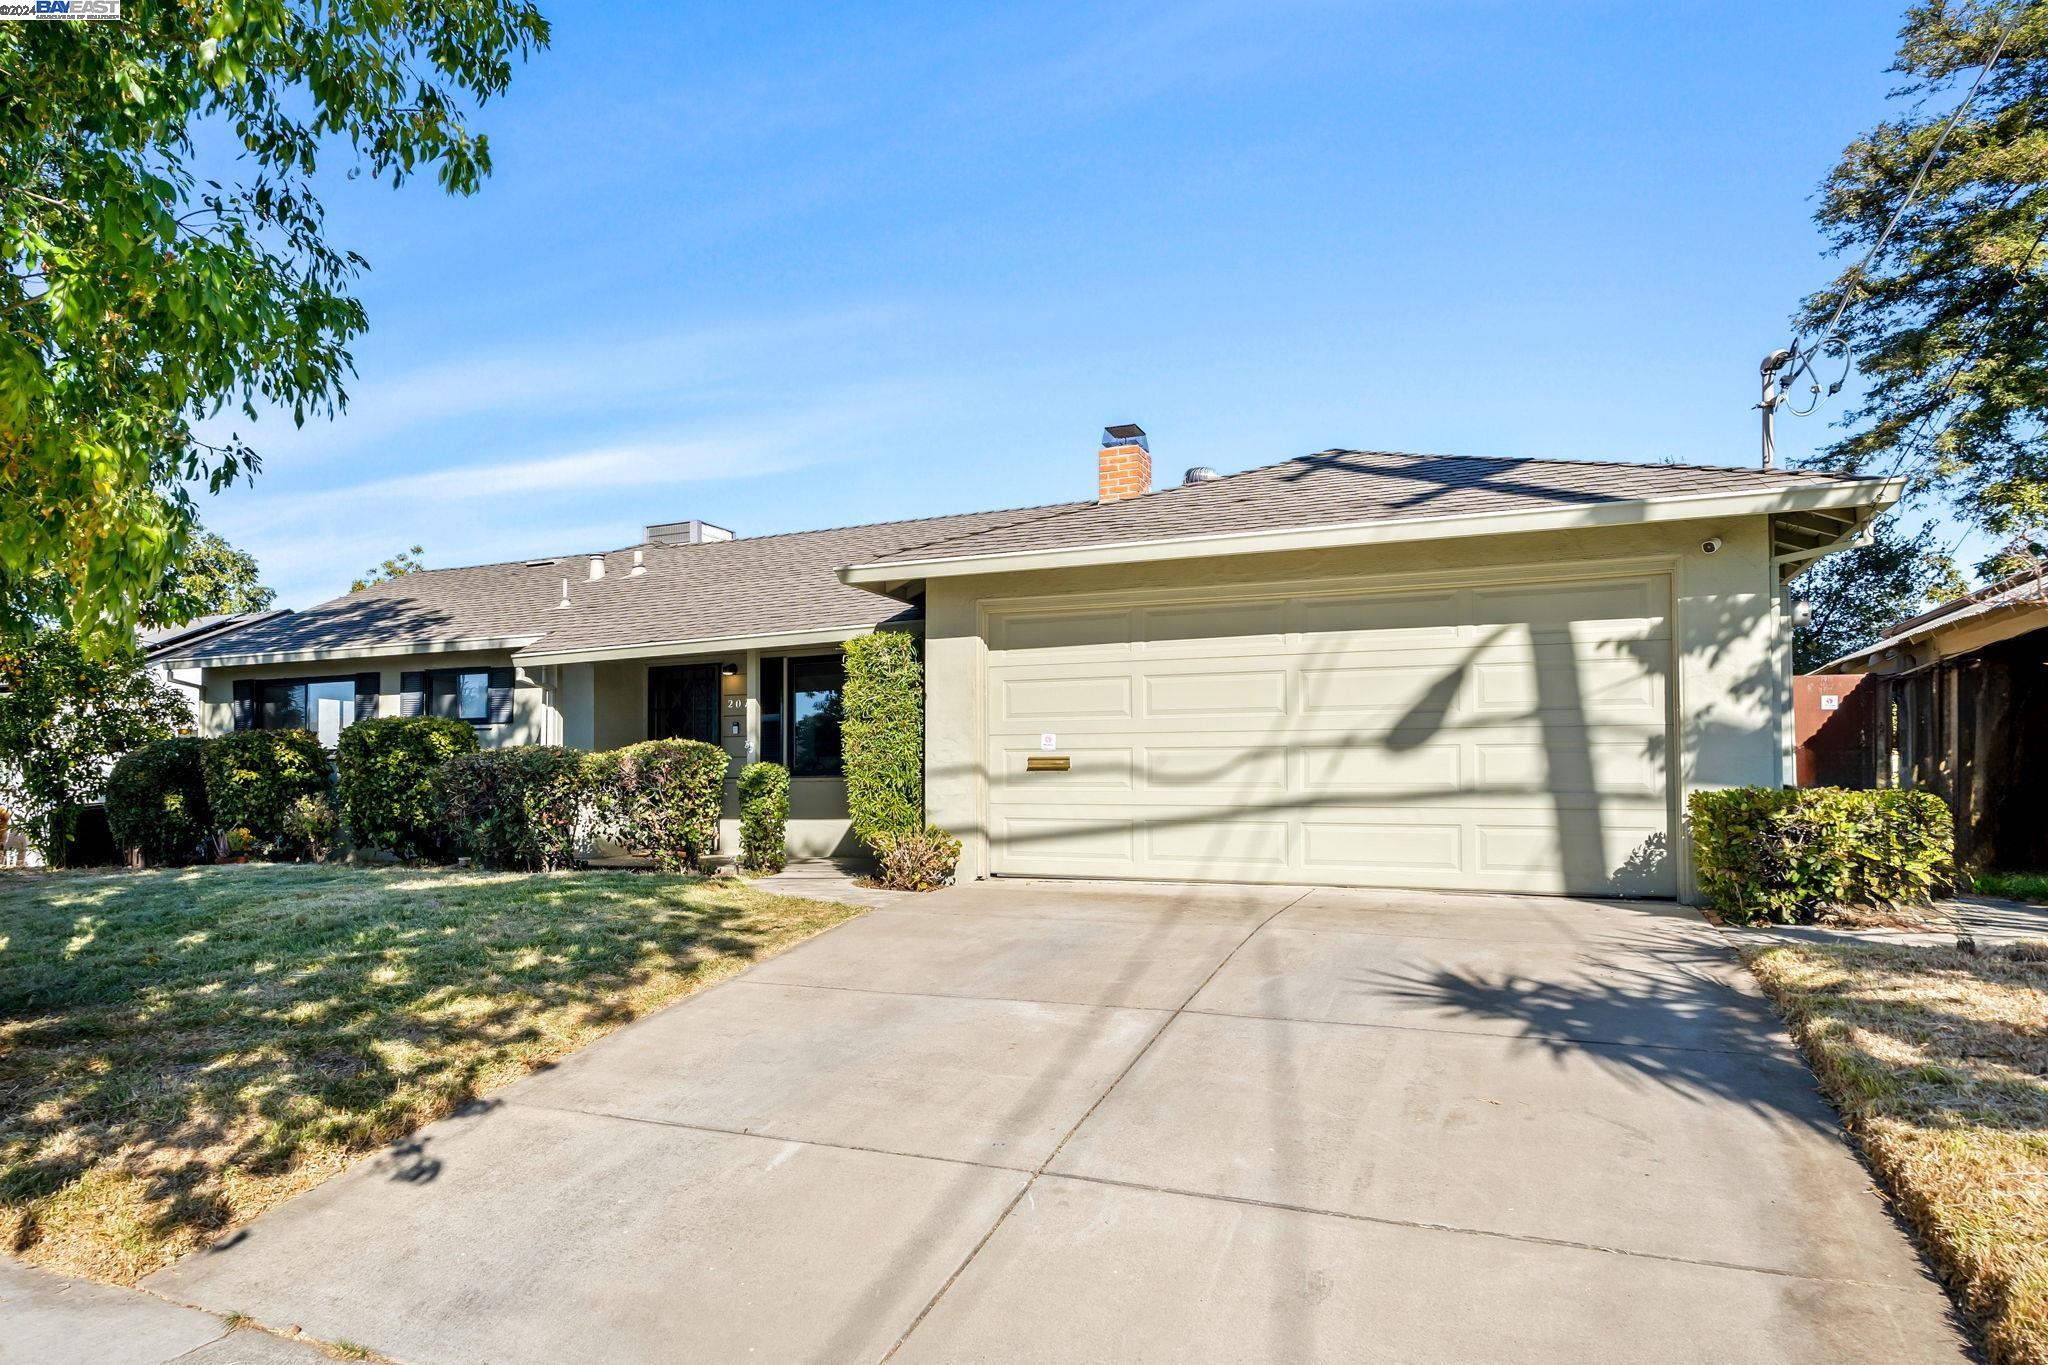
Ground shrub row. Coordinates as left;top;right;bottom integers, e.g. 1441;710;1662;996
1688;786;1956;925
109;724;734;872
109;730;334;862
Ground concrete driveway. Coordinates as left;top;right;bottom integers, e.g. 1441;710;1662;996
145;881;1969;1363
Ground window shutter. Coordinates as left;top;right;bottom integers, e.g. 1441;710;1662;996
486;667;516;725
399;672;426;718
353;672;381;723
231;679;255;731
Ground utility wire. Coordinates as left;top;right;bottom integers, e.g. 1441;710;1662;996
1805;15;2017;349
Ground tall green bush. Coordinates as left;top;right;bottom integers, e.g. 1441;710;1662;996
738;761;790;874
200;729;331;856
1688;786;1955;924
106;738;212;865
434;746;590;870
842;631;923;848
337;716;479;859
587;738;729;871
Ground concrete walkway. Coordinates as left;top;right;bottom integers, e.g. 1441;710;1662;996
140;881;1970;1362
0;1255;328;1364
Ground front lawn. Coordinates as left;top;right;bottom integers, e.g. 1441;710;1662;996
0;864;859;1284
1742;939;2048;1365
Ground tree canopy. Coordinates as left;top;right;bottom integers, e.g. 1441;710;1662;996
154;527;275;619
1793;517;1967;671
1799;0;2048;546
0;628;189;857
1;1;548;652
351;544;426;592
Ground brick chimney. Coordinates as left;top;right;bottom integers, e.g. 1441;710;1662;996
1098;423;1150;503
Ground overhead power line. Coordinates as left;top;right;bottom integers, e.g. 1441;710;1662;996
1757;12;2017;469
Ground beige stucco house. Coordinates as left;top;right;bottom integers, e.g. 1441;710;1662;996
160;429;1897;901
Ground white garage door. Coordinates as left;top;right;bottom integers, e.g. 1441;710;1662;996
983;571;1676;896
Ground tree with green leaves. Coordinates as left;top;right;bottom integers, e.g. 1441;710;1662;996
155;527;276;618
352;544;427;592
1798;1;2048;549
0;629;189;857
1;3;549;652
1793;517;1967;671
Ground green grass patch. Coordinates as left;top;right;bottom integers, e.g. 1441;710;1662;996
1976;872;2048;904
1742;939;2048;1365
0;864;859;1284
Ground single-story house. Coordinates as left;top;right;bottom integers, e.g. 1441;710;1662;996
158;428;1898;901
141;611;288;732
1817;567;2048;870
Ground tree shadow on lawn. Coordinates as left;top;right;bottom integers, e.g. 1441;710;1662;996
0;864;852;1282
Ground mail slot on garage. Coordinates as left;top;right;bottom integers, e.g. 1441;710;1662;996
1026;755;1070;772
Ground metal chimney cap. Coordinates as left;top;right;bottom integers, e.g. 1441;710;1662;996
1182;466;1222;485
1102;423;1148;450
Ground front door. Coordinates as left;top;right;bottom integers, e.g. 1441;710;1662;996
648;664;721;744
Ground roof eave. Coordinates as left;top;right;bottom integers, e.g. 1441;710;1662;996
1819;597;2048;674
514;623;888;666
167;634;545;669
838;478;1904;587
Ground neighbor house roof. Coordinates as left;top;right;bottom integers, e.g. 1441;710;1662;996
843;449;1890;580
160;447;1896;669
139;611;288;661
1821;568;2048;674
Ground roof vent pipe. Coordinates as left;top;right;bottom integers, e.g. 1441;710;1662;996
587;554;605;581
1183;466;1221;485
556;577;572;610
629;548;646;577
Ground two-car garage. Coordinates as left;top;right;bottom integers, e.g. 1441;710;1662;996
979;567;1678;897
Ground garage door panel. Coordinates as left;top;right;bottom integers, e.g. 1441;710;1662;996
998;814;1136;868
985;572;1676;896
991;608;1136;655
992;743;1134;795
1473;741;1663;798
1140;599;1288;645
1301;820;1464;875
1144;669;1289;717
1301;743;1462;793
1469;579;1665;633
1146;816;1290;869
1291;589;1464;640
1145;745;1289;795
996;674;1134;722
1470;659;1663;716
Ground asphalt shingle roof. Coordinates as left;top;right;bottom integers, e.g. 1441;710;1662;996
854;449;1870;567
163;448;1875;665
164;503;1086;664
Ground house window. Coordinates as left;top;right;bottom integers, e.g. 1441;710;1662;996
430;669;491;722
786;655;844;778
247;676;363;746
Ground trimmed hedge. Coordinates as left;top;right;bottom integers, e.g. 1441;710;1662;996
739;761;790;874
106;738;212;865
588;738;729;871
201;729;331;856
1688;786;1955;924
434;746;591;870
842;632;924;849
337;716;480;859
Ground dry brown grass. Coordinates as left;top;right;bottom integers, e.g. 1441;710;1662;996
0;864;859;1285
1742;939;2048;1365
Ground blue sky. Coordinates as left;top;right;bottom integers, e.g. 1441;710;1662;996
194;1;1937;607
